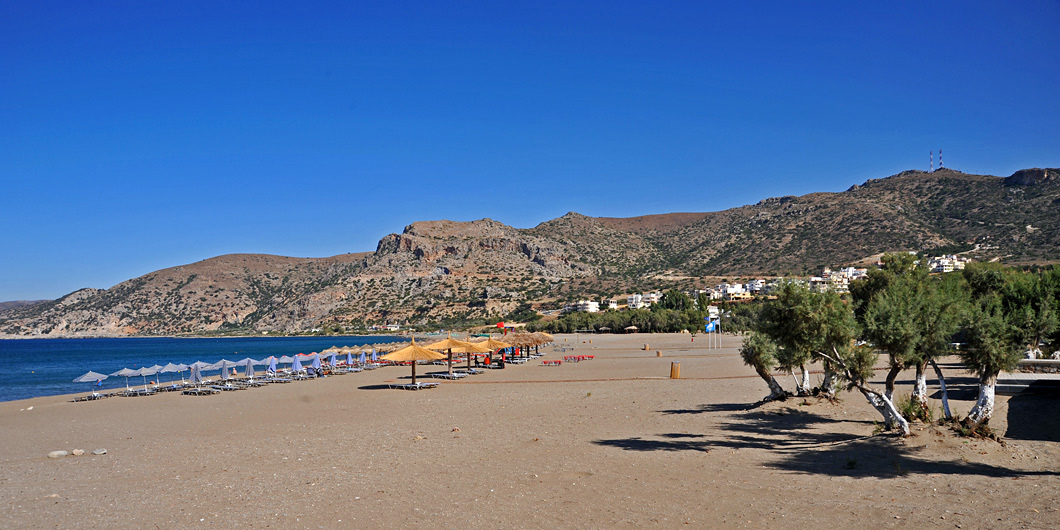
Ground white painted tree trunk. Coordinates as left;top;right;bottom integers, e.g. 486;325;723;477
965;374;998;427
820;365;838;399
753;365;788;401
865;391;895;425
862;389;910;436
765;375;787;401
929;359;952;420
799;365;811;396
911;363;929;411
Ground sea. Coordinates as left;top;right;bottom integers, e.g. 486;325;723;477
0;335;407;403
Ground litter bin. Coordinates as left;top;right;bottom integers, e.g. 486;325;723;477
670;361;680;379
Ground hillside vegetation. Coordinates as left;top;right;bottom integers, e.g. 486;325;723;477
1;167;1056;337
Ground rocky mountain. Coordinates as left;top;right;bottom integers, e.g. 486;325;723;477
2;167;1057;337
0;300;48;314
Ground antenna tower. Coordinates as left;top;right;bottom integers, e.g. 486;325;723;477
939;149;943;169
930;151;933;172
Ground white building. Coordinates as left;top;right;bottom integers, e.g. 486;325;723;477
627;294;647;309
566;300;600;313
929;255;970;273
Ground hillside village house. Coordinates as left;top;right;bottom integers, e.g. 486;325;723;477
809;266;868;293
929;255;970;273
626;292;662;309
565;300;601;313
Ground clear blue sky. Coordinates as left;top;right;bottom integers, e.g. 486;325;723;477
2;1;1058;301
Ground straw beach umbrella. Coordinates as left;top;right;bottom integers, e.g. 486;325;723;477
460;337;492;370
473;336;513;366
424;333;476;375
381;338;445;384
505;333;537;358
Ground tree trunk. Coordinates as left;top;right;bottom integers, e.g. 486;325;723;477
929;359;952;420
789;370;802;393
965;372;998;428
799;365;811;396
820;364;838;399
880;363;903;429
754;365;788;401
860;388;910;436
911;362;929;412
884;363;902;402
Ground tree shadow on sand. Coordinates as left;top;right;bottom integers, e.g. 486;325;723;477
596;408;868;454
658;402;757;415
594;406;1060;479
1005;394;1060;442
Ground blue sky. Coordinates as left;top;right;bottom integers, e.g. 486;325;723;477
2;1;1058;301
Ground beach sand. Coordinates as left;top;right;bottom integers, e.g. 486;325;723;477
1;333;1058;529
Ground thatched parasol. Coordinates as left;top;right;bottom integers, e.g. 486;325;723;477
380;338;446;384
424;333;477;374
473;336;513;365
459;336;493;370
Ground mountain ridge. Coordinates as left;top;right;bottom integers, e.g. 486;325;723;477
2;167;1057;337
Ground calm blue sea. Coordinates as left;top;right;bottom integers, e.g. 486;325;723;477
0;336;407;402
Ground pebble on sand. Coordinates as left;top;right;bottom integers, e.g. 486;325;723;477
47;451;69;459
71;449;85;456
92;449;107;455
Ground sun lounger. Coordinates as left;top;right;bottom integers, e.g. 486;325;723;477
428;372;466;380
121;388;157;397
387;382;440;390
182;387;220;396
73;392;107;402
210;384;242;391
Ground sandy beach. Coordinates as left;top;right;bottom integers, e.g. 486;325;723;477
1;332;1057;529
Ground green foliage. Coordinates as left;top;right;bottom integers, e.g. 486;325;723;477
504;303;542;323
854;253;968;372
655;289;693;311
531;305;712;334
758;281;820;372
897;395;933;423
740;332;778;372
960;263;1056;378
844;344;878;387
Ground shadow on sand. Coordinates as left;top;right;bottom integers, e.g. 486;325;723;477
594;404;1059;479
1005;394;1060;442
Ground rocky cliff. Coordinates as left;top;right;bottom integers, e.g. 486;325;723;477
2;167;1056;336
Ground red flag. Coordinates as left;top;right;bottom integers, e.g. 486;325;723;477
497;321;504;328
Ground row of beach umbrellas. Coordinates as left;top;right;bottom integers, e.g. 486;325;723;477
73;333;555;391
71;342;404;392
381;332;554;384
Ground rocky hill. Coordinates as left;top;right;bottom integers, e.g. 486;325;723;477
2;167;1057;337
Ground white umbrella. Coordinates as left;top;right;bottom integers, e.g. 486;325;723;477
73;371;109;383
189;364;203;386
109;368;137;391
73;371;109;398
160;363;187;385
